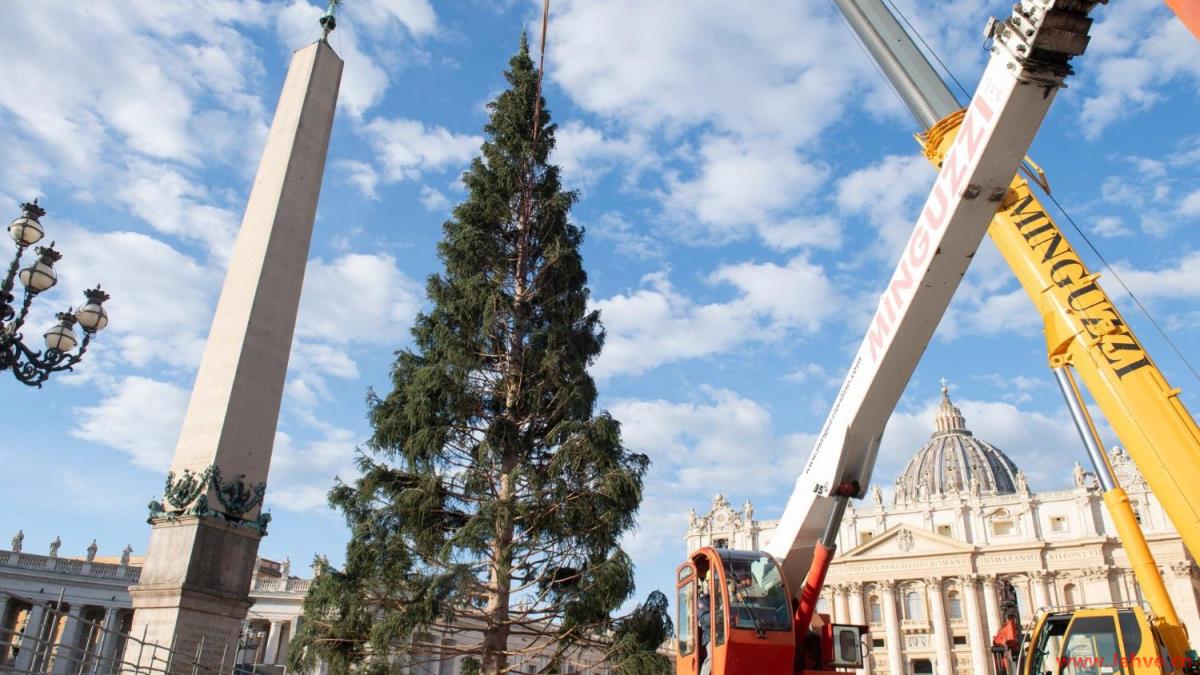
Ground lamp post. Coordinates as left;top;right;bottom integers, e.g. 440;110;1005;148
1;199;110;387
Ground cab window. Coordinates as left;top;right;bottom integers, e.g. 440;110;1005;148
712;570;726;646
1028;615;1070;675
1057;615;1124;675
719;551;791;632
678;580;695;656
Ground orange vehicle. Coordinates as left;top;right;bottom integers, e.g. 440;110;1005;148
675;547;865;675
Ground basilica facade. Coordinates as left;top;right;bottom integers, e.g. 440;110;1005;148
685;387;1200;675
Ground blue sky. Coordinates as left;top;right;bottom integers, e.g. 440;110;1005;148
1;0;1198;615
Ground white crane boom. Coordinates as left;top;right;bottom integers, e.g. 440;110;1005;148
767;0;1100;589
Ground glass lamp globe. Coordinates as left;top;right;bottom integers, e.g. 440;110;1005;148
9;214;44;247
75;288;110;332
19;259;57;292
44;314;79;353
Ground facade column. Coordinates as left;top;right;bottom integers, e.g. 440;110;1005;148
981;575;1001;640
960;575;990;675
926;578;953;675
264;620;283;665
1082;567;1113;605
835;585;851;624
93;607;124;673
51;605;86;674
13;603;47;671
1031;572;1052;611
847;583;870;675
0;595;12;665
879;581;904;675
1168;562;1200;640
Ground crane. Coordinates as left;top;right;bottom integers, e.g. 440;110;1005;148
673;0;1200;673
825;1;1200;673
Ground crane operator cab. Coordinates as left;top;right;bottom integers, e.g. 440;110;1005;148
676;547;868;675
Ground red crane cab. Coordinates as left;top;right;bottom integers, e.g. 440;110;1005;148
675;547;868;675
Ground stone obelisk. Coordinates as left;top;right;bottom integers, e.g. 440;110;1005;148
124;31;342;672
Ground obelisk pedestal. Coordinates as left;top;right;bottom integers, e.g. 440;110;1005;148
124;40;342;673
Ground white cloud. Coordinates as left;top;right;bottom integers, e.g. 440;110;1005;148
708;256;839;330
72;376;190;471
0;2;272;175
275;0;389;118
1179;190;1200;218
350;0;438;37
361;118;481;182
836;154;936;261
664;137;829;245
552;122;650;189
590;212;664;261
420;185;450;211
549;0;864;143
548;1;880;251
611;387;811;496
1079;1;1200;138
297;252;423;345
49;225;222;371
336;159;381;200
1092;216;1133;237
116;160;241;258
268;423;362;513
1111;251;1200;301
593;272;747;379
593;257;841;379
783;363;828;384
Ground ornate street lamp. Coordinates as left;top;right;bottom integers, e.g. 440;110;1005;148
1;200;110;387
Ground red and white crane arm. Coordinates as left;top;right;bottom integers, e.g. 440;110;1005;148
766;0;1101;594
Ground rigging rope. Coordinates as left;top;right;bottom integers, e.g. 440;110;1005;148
519;0;552;234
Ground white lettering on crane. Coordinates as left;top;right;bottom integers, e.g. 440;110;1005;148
866;93;996;363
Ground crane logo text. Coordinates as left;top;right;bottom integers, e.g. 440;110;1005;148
866;93;996;362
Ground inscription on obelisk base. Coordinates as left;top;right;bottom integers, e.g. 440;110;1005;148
123;38;342;673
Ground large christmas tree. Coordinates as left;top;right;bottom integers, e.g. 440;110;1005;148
289;37;670;675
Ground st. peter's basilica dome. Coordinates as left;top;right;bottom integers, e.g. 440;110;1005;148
894;384;1023;503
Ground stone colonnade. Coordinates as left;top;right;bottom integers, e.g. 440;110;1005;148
1;593;131;673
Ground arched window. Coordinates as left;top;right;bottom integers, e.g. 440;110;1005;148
904;590;924;620
869;595;882;624
992;509;1015;536
947;590;963;620
1063;583;1077;607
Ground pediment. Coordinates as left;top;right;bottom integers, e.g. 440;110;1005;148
840;524;974;559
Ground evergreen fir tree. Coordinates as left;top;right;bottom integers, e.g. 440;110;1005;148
289;36;670;675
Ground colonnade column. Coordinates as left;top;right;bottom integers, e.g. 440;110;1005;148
879;581;904;675
960;575;990;675
50;604;86;674
926;578;953;675
13;603;47;670
835;584;851;623
93;607;124;673
847;582;871;675
1031;571;1052;611
981;575;1001;639
264;620;283;664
